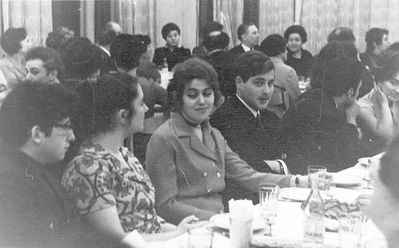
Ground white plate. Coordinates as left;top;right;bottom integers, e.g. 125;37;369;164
210;213;266;231
333;174;362;188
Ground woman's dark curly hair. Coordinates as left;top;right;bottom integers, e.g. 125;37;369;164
1;27;27;56
284;25;308;43
78;73;139;139
168;58;222;112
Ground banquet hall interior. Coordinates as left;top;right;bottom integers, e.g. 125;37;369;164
1;0;399;248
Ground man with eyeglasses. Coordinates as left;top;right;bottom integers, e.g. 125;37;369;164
0;81;114;247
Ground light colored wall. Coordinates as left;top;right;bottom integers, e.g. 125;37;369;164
155;0;198;50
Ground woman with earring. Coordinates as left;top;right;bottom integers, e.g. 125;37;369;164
358;52;399;152
62;73;203;248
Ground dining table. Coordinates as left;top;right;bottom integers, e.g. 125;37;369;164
148;153;387;248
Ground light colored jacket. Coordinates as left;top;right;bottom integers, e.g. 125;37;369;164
146;112;292;224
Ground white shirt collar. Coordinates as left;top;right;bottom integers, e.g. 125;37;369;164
99;45;110;57
236;94;260;118
241;43;251;52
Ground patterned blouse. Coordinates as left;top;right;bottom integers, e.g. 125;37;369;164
62;142;161;233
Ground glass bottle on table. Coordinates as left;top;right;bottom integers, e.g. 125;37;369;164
302;177;325;248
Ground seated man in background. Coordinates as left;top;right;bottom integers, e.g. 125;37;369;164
282;56;369;174
192;21;224;59
225;23;260;97
259;34;300;118
25;47;65;84
211;51;288;206
0;82;113;247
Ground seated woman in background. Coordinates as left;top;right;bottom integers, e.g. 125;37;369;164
153;23;191;71
365;134;399;248
62;73;203;248
283;25;313;79
145;58;307;225
358;52;399;153
0;27;33;88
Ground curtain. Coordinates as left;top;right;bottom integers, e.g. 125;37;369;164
0;0;52;47
214;0;243;48
80;0;95;42
300;0;399;55
258;0;294;42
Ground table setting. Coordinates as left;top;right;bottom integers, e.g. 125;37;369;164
148;153;387;248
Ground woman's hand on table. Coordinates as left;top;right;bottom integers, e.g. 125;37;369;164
175;215;208;235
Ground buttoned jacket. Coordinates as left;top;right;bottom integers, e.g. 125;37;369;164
146;112;291;225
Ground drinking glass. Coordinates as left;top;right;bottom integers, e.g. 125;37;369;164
339;212;364;248
259;183;279;236
307;165;327;189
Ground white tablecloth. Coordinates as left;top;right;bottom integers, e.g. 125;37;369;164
148;153;387;248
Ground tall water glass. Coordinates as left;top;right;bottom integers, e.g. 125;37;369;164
308;165;327;189
259;183;279;236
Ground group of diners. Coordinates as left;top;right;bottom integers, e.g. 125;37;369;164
0;19;399;248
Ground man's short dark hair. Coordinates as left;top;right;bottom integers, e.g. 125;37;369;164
0;81;77;147
201;21;223;38
259;34;287;57
284;25;308;43
45;26;74;51
110;34;148;71
237;23;256;41
323;56;363;97
59;37;101;80
311;41;358;89
234;50;274;83
327;27;356;43
25;47;65;75
1;27;27;56
161;23;181;40
203;32;229;51
365;27;389;52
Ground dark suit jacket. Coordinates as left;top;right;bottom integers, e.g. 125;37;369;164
359;52;378;97
281;89;369;174
0;140;116;247
153;46;191;71
97;46;116;74
210;95;283;205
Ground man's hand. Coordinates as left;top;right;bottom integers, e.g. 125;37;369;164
345;101;360;126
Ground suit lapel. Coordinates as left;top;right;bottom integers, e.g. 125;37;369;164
171;112;218;162
231;96;258;126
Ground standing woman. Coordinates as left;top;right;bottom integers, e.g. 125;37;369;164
62;73;202;248
146;58;307;225
0;27;33;88
153;23;191;71
284;25;313;79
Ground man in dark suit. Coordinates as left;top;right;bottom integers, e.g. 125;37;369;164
225;23;260;97
210;51;288;206
96;22;121;74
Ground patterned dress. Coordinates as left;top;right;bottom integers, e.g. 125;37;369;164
62;142;161;233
